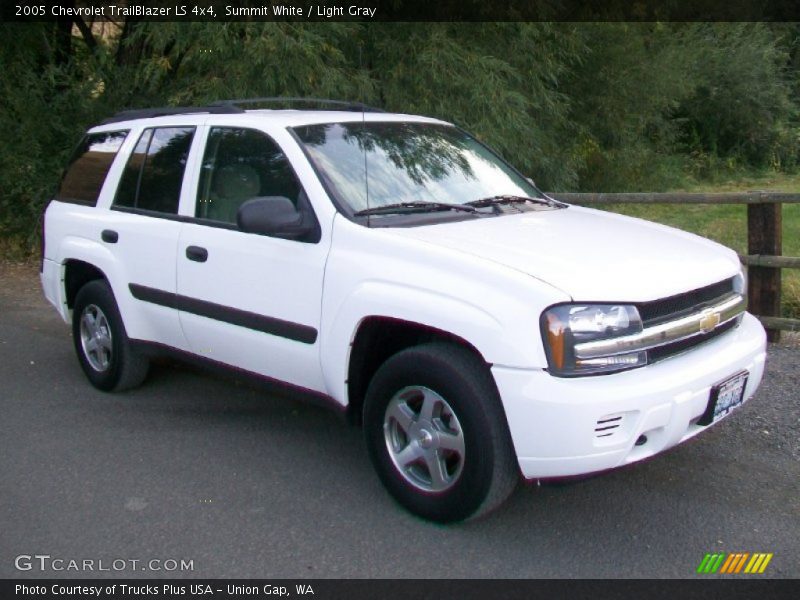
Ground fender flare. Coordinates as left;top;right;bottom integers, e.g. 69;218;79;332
56;236;123;320
321;280;537;406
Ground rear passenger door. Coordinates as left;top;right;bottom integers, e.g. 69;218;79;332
175;125;329;392
108;125;198;350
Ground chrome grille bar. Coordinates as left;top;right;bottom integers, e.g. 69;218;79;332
574;293;746;360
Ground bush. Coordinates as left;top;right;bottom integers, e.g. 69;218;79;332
2;22;799;251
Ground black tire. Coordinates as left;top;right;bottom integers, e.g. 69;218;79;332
72;279;149;392
363;342;518;523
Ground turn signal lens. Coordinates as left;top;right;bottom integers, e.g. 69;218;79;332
545;312;566;370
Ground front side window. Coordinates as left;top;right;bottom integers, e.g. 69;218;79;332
114;126;195;214
57;130;128;205
292;121;544;217
196;127;304;224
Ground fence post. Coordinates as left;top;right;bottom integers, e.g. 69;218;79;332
747;194;782;342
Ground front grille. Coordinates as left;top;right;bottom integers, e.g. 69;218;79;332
638;277;736;327
638;277;741;364
647;317;739;363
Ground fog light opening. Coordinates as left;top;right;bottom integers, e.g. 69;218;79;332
635;435;648;447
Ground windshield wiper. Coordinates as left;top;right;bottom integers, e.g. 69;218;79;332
354;201;477;217
465;194;560;210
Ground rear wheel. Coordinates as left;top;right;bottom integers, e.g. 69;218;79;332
363;343;518;522
72;279;149;392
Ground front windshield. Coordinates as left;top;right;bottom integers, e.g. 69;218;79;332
292;121;542;214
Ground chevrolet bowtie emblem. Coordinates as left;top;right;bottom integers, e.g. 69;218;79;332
699;309;721;333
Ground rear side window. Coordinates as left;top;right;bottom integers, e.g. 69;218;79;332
56;130;128;205
114;126;195;214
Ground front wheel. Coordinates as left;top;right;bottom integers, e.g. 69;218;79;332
363;343;518;522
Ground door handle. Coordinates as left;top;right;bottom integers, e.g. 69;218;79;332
101;229;118;244
185;245;208;262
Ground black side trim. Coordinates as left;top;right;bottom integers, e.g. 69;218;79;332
53;197;96;207
110;204;321;243
111;204;219;225
129;339;345;419
128;283;318;344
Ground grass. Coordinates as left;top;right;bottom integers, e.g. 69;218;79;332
0;234;38;262
593;171;800;319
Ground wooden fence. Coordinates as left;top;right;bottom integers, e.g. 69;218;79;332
548;191;800;342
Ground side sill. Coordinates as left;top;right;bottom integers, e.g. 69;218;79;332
130;340;348;421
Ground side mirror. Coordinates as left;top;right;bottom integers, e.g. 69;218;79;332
236;196;316;241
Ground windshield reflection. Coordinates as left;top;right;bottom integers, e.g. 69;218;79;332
293;122;538;214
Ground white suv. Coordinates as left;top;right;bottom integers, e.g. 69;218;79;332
41;99;767;522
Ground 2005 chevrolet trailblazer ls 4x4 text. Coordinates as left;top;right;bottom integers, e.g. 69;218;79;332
41;99;767;522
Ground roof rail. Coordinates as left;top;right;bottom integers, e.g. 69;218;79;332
210;97;385;113
100;104;244;125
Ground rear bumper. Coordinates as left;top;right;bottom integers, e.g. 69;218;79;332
492;312;767;479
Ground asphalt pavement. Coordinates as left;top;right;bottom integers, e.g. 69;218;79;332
1;261;798;579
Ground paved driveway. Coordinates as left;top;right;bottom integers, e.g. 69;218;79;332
1;262;797;578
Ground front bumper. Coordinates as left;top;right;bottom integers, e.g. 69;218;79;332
492;312;767;479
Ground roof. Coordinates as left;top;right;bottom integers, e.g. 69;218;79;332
91;108;446;133
91;98;448;132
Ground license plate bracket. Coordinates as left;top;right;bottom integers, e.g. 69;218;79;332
698;370;748;426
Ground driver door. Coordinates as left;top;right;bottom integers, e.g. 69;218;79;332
175;124;329;393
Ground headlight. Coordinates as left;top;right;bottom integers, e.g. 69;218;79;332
541;304;647;377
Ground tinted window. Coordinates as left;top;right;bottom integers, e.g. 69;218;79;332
57;130;128;205
196;127;302;224
114;127;195;214
114;129;151;209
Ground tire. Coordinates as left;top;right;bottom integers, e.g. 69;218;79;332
363;342;518;523
72;279;149;392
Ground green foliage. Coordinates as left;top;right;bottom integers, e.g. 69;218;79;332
563;23;798;191
371;23;583;189
0;24;108;247
677;24;796;169
2;21;800;249
564;23;696;190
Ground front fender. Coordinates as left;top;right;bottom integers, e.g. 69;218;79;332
320;279;549;407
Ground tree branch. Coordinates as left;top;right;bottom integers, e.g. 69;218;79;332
74;17;98;52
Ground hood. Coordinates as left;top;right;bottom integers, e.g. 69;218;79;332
385;205;741;302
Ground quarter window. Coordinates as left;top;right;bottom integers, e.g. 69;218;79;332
57;130;128;205
196;127;303;224
114;127;195;214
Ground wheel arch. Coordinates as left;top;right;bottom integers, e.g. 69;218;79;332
321;279;540;419
345;316;491;424
54;237;123;321
64;259;109;310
